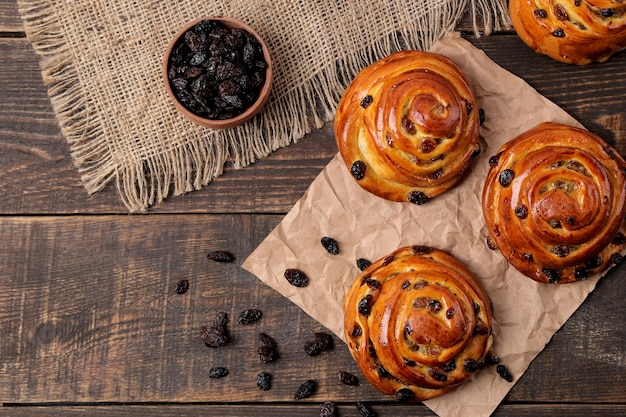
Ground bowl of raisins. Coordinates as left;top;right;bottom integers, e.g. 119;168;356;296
163;16;272;129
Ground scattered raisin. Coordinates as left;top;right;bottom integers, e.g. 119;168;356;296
338;371;359;386
356;258;372;271
320;401;337;417
284;268;309;287
360;95;373;108
498;169;515;187
237;309;262;325
294;380;317;400
464;358;483;373
200;312;229;347
351;161;366;180
321;236;340;255
407;190;429;205
207;250;235;262
496;364;514;382
396;388;415;402
256;372;272;390
485;353;500;366
304;332;334;356
515;205;529;219
174;279;190;294
356;401;377;417
209;366;229;378
610;253;624;265
258;332;279;363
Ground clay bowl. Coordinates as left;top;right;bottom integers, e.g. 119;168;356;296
163;16;273;129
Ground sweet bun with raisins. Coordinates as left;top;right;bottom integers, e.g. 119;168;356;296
343;245;493;401
509;0;626;64
334;51;481;205
482;122;626;283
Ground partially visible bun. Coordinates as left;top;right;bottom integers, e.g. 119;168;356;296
509;0;626;64
482;122;626;283
343;246;493;401
334;51;480;205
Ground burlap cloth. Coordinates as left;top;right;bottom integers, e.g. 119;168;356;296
18;0;510;212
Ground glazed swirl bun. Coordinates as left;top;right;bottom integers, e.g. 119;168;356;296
343;246;493;402
509;0;626;64
482;122;626;284
334;51;481;205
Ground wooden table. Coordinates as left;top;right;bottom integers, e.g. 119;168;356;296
1;3;625;415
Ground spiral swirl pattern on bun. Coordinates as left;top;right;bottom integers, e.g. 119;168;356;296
509;0;626;64
334;51;481;205
482;122;626;283
343;246;493;401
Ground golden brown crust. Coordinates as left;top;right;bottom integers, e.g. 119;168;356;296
334;51;480;205
482;122;626;284
343;246;493;402
509;0;626;64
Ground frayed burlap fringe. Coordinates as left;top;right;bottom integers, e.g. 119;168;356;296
18;0;510;212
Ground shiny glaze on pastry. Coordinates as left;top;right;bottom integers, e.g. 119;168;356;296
343;246;493;401
334;51;480;205
482;122;626;283
509;0;626;64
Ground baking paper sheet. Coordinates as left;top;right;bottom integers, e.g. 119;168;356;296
242;33;607;416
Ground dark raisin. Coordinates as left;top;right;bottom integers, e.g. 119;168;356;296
473;301;481;313
360;95;373;108
356;401;377;417
174;279;190;294
486;236;498;250
554;4;568;20
446;308;455;319
200;313;229;348
208;366;229;378
365;278;381;289
584;256;602;269
351;160;366;180
375;364;390;378
442;360;457;372
358;294;372;316
351;324;363;337
610;253;624;265
207;250;235;262
356;258;372;271
553;245;570;257
429;168;443;180
534;9;548;18
304;332;334;356
258;332;279;363
567;217;576;226
464;358;483;373
485;353;500;366
320;401;337;417
256;372;272;390
413;245;432;254
498;169;515;187
489;153;501;166
465;100;474;115
294;380;317;400
549;219;562;229
479;108;486;125
471;146;481;158
408;190;429;205
604;146;616;159
428;368;448;382
237;309;262;325
553;28;565;37
382;255;395;265
402;116;417;135
428;299;442;313
574;267;589;281
338;371;359;386
601;8;615;17
474;320;490;335
574;0;581;5
515;205;529;219
284;268;309;287
542;268;561;283
321;236;340;255
421;138;437;154
496;364;514;382
401;280;411;290
523;253;534;262
395;388;415;402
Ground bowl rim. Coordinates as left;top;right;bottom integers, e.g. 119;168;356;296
162;15;273;129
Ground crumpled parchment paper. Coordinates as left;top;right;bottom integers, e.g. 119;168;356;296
242;33;610;417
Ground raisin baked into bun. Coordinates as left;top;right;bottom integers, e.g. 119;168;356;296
509;0;626;64
343;246;493;402
334;51;480;205
482;122;626;284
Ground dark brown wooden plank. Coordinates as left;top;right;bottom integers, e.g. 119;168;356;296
1;404;626;417
3;35;626;214
0;215;624;404
0;0;22;32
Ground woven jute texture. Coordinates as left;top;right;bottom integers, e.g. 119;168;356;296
18;0;510;212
